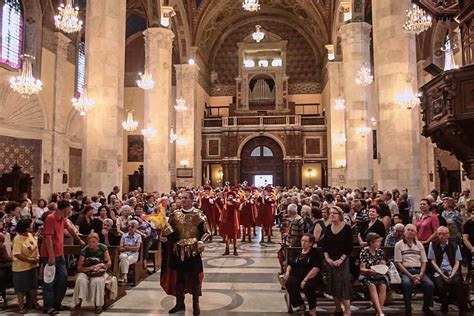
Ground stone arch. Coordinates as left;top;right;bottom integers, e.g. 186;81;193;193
0;80;47;130
65;108;83;143
237;133;286;158
430;21;453;69
240;136;284;186
170;0;192;61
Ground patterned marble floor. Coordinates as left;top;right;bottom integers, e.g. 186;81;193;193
1;227;471;315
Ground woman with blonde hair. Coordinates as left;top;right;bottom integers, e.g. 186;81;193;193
73;233;112;314
321;206;353;315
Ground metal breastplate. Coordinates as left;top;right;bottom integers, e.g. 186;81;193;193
171;209;205;261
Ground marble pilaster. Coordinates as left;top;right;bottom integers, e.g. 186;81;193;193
51;32;71;193
83;0;126;195
175;63;200;188
143;27;174;193
372;0;421;200
339;22;373;188
325;61;347;186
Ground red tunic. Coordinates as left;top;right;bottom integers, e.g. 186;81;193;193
213;198;223;225
219;200;241;239
257;196;275;228
200;197;215;225
240;199;255;227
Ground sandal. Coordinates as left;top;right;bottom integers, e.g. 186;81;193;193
18;307;26;314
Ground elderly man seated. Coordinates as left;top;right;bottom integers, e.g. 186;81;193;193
384;223;405;247
427;226;468;315
394;224;434;316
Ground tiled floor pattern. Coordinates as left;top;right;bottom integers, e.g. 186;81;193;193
1;227;471;315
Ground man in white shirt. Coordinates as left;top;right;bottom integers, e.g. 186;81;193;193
384;191;399;216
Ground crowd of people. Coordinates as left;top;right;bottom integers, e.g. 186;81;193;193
0;185;472;315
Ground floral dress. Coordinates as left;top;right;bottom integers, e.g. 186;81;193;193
359;247;389;288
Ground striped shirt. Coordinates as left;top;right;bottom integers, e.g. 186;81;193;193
394;239;427;268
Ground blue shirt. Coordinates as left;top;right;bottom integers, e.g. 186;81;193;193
427;242;462;277
120;232;142;257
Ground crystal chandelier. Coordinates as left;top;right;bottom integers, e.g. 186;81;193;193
356;126;372;136
54;0;83;33
335;133;346;144
403;4;432;35
136;70;155;90
10;55;42;98
396;91;421;110
141;127;157;141
242;0;260;12
370;117;377;125
122;110;139;132
252;25;265;43
334;98;346;110
169;127;178;143
355;65;373;87
72;87;95;116
174;98;188;111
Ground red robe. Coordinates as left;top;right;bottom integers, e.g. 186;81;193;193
257;196;275;228
240;199;255;227
219;200;241;239
200;196;215;225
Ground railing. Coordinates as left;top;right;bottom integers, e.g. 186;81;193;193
202;115;325;128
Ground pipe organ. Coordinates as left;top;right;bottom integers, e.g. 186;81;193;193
249;79;275;106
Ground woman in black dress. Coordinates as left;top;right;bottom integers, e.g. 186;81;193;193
284;233;323;316
322;206;353;316
358;205;386;246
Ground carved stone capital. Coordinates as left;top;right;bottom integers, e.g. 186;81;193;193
144;27;175;50
175;64;200;81
339;22;372;47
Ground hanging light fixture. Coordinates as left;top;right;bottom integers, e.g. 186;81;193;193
10;55;42;98
370;117;377;125
174;98;187;111
137;70;155;90
72;86;95;116
122;110;139;132
335;133;347;144
396;91;421;110
403;4;432;35
355;65;373;87
169;127;178;143
252;25;265;43
54;0;83;33
141;127;157;141
137;31;155;90
242;0;260;12
334;98;346;110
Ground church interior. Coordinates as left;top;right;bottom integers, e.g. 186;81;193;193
0;0;473;314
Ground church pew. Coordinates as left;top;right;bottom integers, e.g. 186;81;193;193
63;244;126;309
282;246;400;312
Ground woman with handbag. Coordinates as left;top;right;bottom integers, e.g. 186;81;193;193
359;233;389;316
73;233;112;314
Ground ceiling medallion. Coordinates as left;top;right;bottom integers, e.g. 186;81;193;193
54;0;83;33
252;25;265;43
242;0;260;12
403;4;432;35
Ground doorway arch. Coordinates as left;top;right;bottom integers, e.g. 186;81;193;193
240;136;284;186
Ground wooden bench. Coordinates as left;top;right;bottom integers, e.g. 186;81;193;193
63;245;126;309
282;246;398;312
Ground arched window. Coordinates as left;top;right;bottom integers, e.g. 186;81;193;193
250;146;274;157
443;33;457;71
76;40;85;94
1;0;23;69
250;147;261;157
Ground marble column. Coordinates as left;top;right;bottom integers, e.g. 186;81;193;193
83;0;126;195
51;32;72;193
372;0;421;200
325;61;347;186
175;63;200;188
339;22;373;188
143;27;174;193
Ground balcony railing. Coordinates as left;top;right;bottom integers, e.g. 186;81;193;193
202;115;326;128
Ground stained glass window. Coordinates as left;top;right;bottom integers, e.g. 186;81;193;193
1;0;23;69
76;41;85;94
